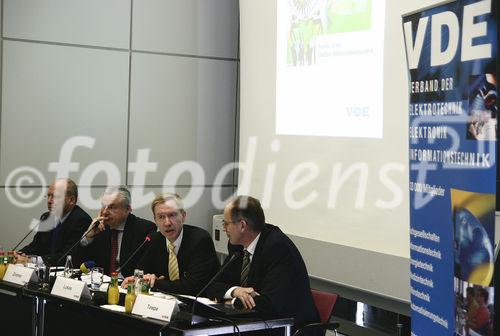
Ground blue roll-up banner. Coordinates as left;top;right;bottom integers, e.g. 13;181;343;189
403;0;497;335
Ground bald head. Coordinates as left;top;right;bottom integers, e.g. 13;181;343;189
47;178;78;217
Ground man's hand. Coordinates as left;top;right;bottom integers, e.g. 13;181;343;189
143;274;165;288
231;287;260;309
121;274;165;289
86;209;107;239
14;252;28;265
121;275;135;289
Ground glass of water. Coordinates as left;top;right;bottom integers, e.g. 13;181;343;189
90;267;104;290
26;255;38;268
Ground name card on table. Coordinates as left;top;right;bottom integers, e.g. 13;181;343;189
132;294;179;322
3;264;37;285
51;276;91;301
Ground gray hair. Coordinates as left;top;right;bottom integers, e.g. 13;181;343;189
104;185;131;208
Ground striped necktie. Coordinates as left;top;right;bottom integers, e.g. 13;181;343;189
168;242;179;280
240;250;251;287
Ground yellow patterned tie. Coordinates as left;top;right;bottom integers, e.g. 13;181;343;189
168;242;179;280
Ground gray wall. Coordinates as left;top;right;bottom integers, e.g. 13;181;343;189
0;0;239;249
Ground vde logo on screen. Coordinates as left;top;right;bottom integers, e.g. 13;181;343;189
346;106;370;118
404;0;492;69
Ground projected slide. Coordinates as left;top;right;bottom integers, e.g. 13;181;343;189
276;0;385;138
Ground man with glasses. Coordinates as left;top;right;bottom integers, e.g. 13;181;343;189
207;196;320;332
17;178;91;266
121;193;219;295
77;186;156;277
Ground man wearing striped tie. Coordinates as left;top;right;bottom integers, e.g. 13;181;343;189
121;193;219;295
207;196;320;332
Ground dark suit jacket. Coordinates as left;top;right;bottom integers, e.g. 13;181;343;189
20;205;91;266
137;225;220;295
74;213;156;277
207;224;320;330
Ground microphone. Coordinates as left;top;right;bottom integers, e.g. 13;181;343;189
54;219;100;267
115;235;152;274
80;261;96;274
190;251;241;324
11;212;50;251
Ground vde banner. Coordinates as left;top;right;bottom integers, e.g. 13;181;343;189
403;0;497;335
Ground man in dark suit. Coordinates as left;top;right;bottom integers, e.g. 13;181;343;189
77;186;156;277
207;196;320;331
121;193;219;295
17;178;91;266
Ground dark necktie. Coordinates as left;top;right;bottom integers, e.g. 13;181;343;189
240;250;251;287
50;220;62;254
109;230;119;275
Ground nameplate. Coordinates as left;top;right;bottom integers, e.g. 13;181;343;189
132;294;179;322
3;264;37;285
51;276;91;301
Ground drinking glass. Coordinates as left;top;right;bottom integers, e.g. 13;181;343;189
90;267;104;290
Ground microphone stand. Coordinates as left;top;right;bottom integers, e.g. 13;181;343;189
11;212;50;251
12;228;37;252
115;235;151;275
190;251;241;324
53;220;100;279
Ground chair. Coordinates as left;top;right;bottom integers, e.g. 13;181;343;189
292;289;340;336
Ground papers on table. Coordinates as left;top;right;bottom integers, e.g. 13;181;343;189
80;273;111;286
100;304;125;313
177;294;216;305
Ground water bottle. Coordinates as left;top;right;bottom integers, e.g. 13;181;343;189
134;269;144;295
37;262;47;286
64;255;73;278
